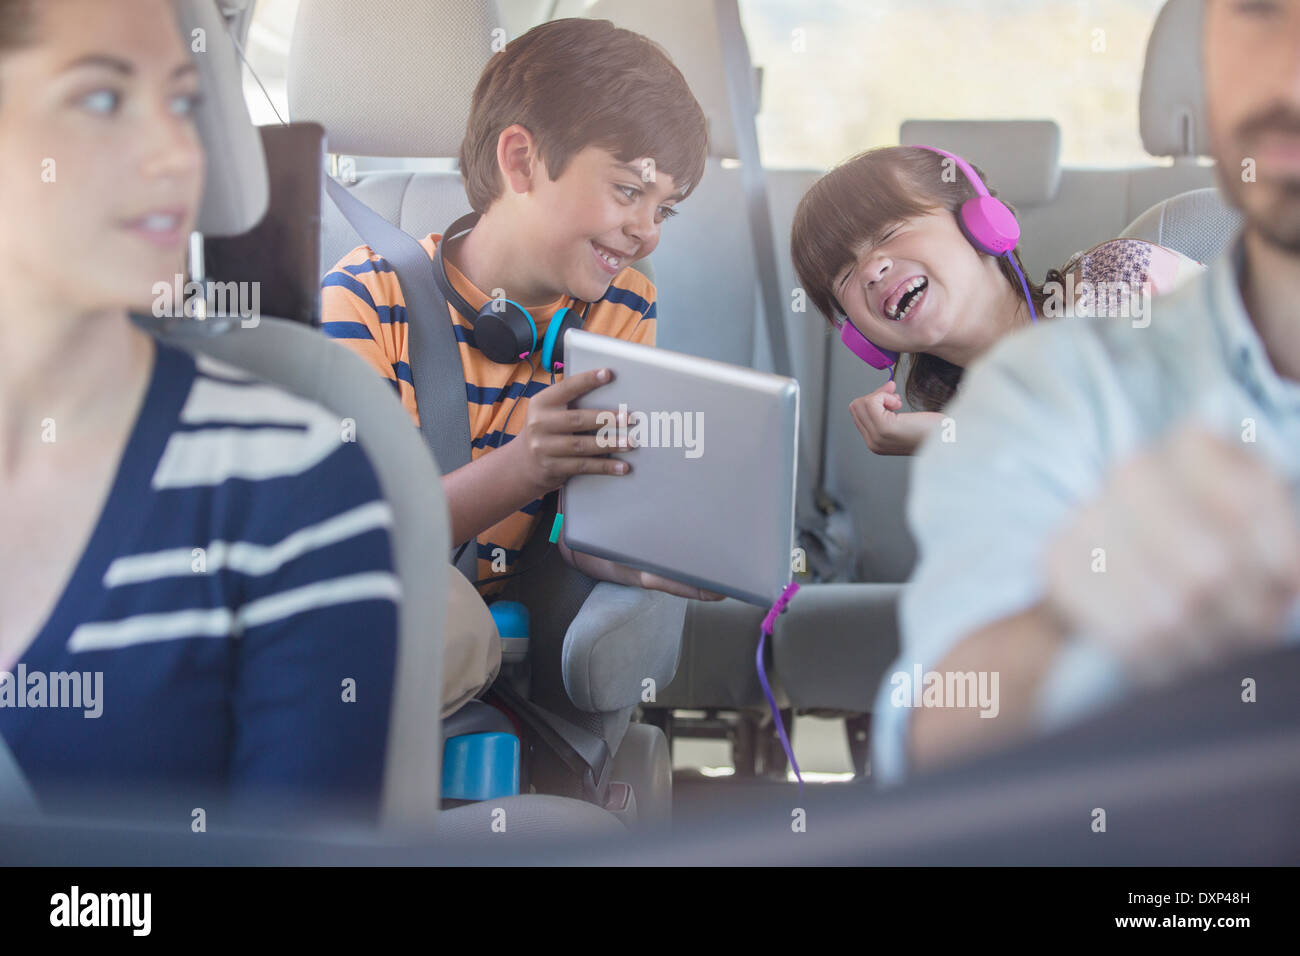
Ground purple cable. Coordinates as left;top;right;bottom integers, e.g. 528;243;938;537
757;582;802;794
1008;255;1038;323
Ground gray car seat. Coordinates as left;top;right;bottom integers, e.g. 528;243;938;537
1122;187;1244;263
152;315;621;838
286;0;686;823
1122;0;1244;262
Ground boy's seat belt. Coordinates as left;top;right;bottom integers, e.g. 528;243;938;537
715;0;792;379
0;733;38;816
325;177;478;583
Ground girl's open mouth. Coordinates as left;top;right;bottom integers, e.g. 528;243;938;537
886;276;928;321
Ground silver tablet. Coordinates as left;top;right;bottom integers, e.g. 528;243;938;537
561;329;798;607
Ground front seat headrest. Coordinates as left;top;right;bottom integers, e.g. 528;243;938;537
175;0;269;237
287;0;504;158
1139;0;1208;158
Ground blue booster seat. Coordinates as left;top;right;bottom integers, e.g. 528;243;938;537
439;602;530;804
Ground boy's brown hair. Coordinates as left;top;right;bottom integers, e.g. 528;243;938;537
459;18;709;214
791;146;1051;412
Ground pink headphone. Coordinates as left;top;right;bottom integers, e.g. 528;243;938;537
838;145;1037;370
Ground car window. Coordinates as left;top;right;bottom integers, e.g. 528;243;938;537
242;0;296;125
740;0;1172;169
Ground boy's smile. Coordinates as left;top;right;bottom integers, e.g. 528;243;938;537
591;237;637;276
542;148;682;303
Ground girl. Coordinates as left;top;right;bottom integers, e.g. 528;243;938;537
0;0;400;825
791;146;1202;455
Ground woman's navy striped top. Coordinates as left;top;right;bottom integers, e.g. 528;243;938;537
0;342;401;826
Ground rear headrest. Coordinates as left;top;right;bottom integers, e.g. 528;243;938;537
177;0;268;236
587;0;756;160
899;120;1062;206
1139;0;1208;157
287;0;503;157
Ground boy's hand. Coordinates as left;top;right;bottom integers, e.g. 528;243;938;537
508;368;634;497
1044;424;1300;683
557;537;724;601
849;380;944;456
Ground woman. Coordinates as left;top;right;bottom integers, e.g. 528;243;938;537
0;0;400;825
791;146;1203;455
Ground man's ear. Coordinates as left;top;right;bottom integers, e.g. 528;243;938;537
496;123;538;196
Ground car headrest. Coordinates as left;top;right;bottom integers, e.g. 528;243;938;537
587;0;757;161
899;120;1062;206
176;0;268;236
1139;0;1208;157
287;0;503;158
1121;187;1243;264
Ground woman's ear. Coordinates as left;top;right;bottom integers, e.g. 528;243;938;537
496;123;538;196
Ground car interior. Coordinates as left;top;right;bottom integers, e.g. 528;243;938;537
1;0;1297;884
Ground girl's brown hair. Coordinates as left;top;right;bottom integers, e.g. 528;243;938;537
790;146;1051;412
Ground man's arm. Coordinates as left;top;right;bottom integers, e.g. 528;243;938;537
870;318;1120;786
905;426;1300;777
909;602;1066;772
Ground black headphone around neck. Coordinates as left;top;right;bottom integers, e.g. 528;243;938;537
433;213;590;372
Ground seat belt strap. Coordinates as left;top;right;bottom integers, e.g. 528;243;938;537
325;177;478;582
714;0;794;379
490;681;611;805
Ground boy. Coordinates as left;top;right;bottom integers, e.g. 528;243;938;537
321;18;716;600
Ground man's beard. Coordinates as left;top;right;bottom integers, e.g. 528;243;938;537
1255;184;1300;255
1219;167;1300;254
1216;104;1300;255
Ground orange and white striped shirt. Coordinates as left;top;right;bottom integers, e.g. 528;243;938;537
321;233;657;593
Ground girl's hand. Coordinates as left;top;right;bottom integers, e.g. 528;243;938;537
849;381;944;456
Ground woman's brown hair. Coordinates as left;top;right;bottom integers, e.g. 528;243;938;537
790;146;1051;412
0;0;36;84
